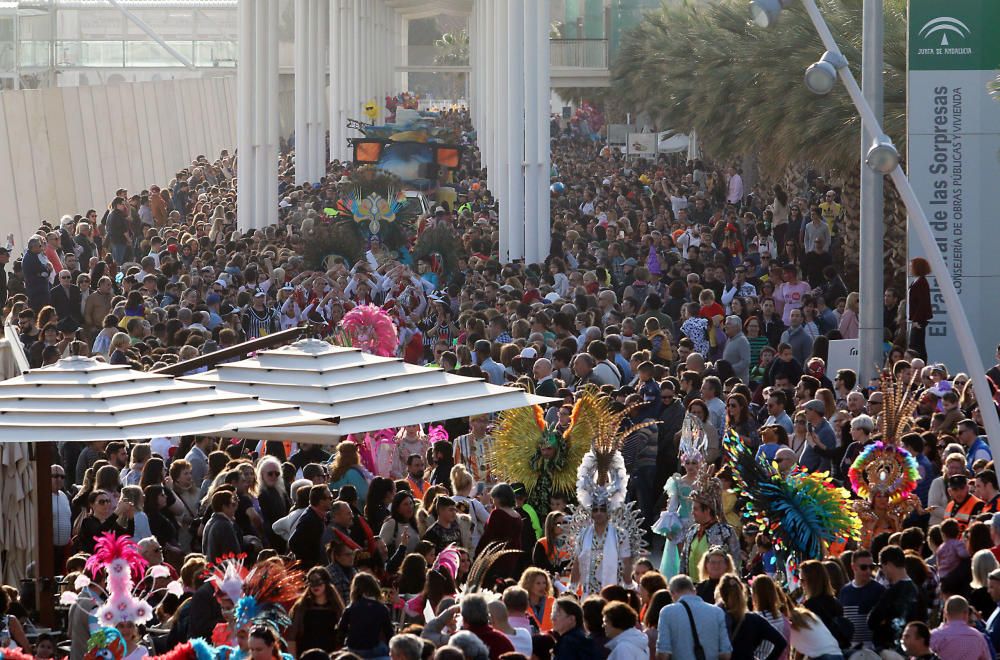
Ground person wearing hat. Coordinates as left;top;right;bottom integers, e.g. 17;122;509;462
944;473;984;532
800;399;837;474
242;290;279;339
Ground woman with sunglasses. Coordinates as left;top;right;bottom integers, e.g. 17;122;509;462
287;566;345;656
256;456;290;552
77;489;133;554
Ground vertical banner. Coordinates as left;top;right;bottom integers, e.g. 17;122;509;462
907;0;1000;371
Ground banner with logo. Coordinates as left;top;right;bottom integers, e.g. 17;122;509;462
827;339;859;378
625;132;657;157
907;0;1000;371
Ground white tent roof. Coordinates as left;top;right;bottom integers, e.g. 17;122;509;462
0;356;333;442
180;339;559;442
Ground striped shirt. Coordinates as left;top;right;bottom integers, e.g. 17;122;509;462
838;580;885;646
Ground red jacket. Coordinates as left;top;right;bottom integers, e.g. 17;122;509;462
465;623;515;660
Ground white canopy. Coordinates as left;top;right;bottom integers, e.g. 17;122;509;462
0;356;333;442
180;339;559;442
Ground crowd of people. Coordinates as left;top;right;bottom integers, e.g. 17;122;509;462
0;105;997;660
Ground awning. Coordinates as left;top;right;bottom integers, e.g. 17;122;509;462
0;356;334;442
179;339;559;442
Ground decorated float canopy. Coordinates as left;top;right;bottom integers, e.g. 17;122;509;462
0;356;334;443
179;339;559;442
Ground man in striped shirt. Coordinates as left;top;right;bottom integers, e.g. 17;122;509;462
242;291;279;339
838;549;884;651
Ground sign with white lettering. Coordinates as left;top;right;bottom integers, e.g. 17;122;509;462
907;0;1000;371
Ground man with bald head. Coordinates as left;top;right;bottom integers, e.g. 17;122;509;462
533;357;557;397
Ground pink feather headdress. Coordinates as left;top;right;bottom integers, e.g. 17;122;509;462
84;533;155;626
337;304;399;357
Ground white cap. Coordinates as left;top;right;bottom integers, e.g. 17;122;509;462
519;347;537;359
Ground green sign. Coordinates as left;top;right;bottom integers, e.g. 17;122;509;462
909;0;1000;70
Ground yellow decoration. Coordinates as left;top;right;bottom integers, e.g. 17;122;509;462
363;100;378;122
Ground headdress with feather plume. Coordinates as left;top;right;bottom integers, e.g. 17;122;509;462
572;387;658;510
84;534;155;627
848;441;920;504
492;403;588;516
876;372;921;443
206;555;304;635
330;304;399;357
724;431;860;563
678;413;707;463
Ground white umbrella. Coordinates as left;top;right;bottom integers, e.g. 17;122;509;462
0;356;334;442
180;339;560;442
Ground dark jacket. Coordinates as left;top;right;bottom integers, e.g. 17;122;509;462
22;250;50;302
554;626;601;660
289;506;327;568
50;283;83;325
201;512;241;563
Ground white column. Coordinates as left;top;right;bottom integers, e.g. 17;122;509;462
310;0;327;178
506;0;525;261
329;0;342;162
399;14;408;92
522;0;538;264
265;0;279;228
534;0;551;261
495;0;509;261
294;0;309;184
253;0;268;229
237;0;255;231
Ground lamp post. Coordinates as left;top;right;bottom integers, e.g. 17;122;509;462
748;0;1000;456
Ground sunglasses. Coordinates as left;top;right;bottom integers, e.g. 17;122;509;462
856;563;875;570
264;471;279;477
52;474;65;479
97;499;111;505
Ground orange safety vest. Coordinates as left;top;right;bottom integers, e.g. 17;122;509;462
407;476;427;501
526;595;554;633
945;495;984;530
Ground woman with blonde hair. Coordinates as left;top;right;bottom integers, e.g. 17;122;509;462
837;292;859;339
696;546;735;602
798;559;845;649
715;574;787;660
256;455;291;551
532;510;570;576
518;567;555;633
450;464;488;547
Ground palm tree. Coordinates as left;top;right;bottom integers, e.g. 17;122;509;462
612;0;908;286
434;30;470;101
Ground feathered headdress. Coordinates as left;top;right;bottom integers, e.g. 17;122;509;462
689;464;724;516
572;387;657;510
461;542;521;594
233;559;305;632
678;413;707;463
877;372;921;443
331;304;399;357
848;441;920;504
492;404;587;502
206;554;249;605
432;544;461;580
724;431;860;562
143;638;219;660
84;534;155;626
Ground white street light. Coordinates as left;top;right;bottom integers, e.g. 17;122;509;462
865;135;900;173
749;0;793;28
804;51;847;95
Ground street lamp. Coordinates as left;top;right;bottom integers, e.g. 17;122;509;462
748;0;794;28
865;135;900;174
803;51;846;95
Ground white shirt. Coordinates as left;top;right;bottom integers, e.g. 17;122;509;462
53;490;72;546
505;627;533;657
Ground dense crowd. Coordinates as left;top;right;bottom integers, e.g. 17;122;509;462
0;106;998;660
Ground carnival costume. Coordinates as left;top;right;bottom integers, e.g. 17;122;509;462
492;401;590;518
564;388;652;595
204;554;304;655
724;431;860;573
677;455;741;577
329;304;399;357
848;374;922;547
654;414;704;577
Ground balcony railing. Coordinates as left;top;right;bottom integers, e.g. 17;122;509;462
550;38;608;68
19;38;236;68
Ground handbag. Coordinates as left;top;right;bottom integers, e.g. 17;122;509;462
680;599;707;660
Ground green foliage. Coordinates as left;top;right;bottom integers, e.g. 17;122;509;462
611;0;906;176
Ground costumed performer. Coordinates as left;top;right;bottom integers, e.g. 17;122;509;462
678;459;741;579
491;401;588;519
453;414;496;486
565;387;652;596
653;413;705;578
847;375;923;547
